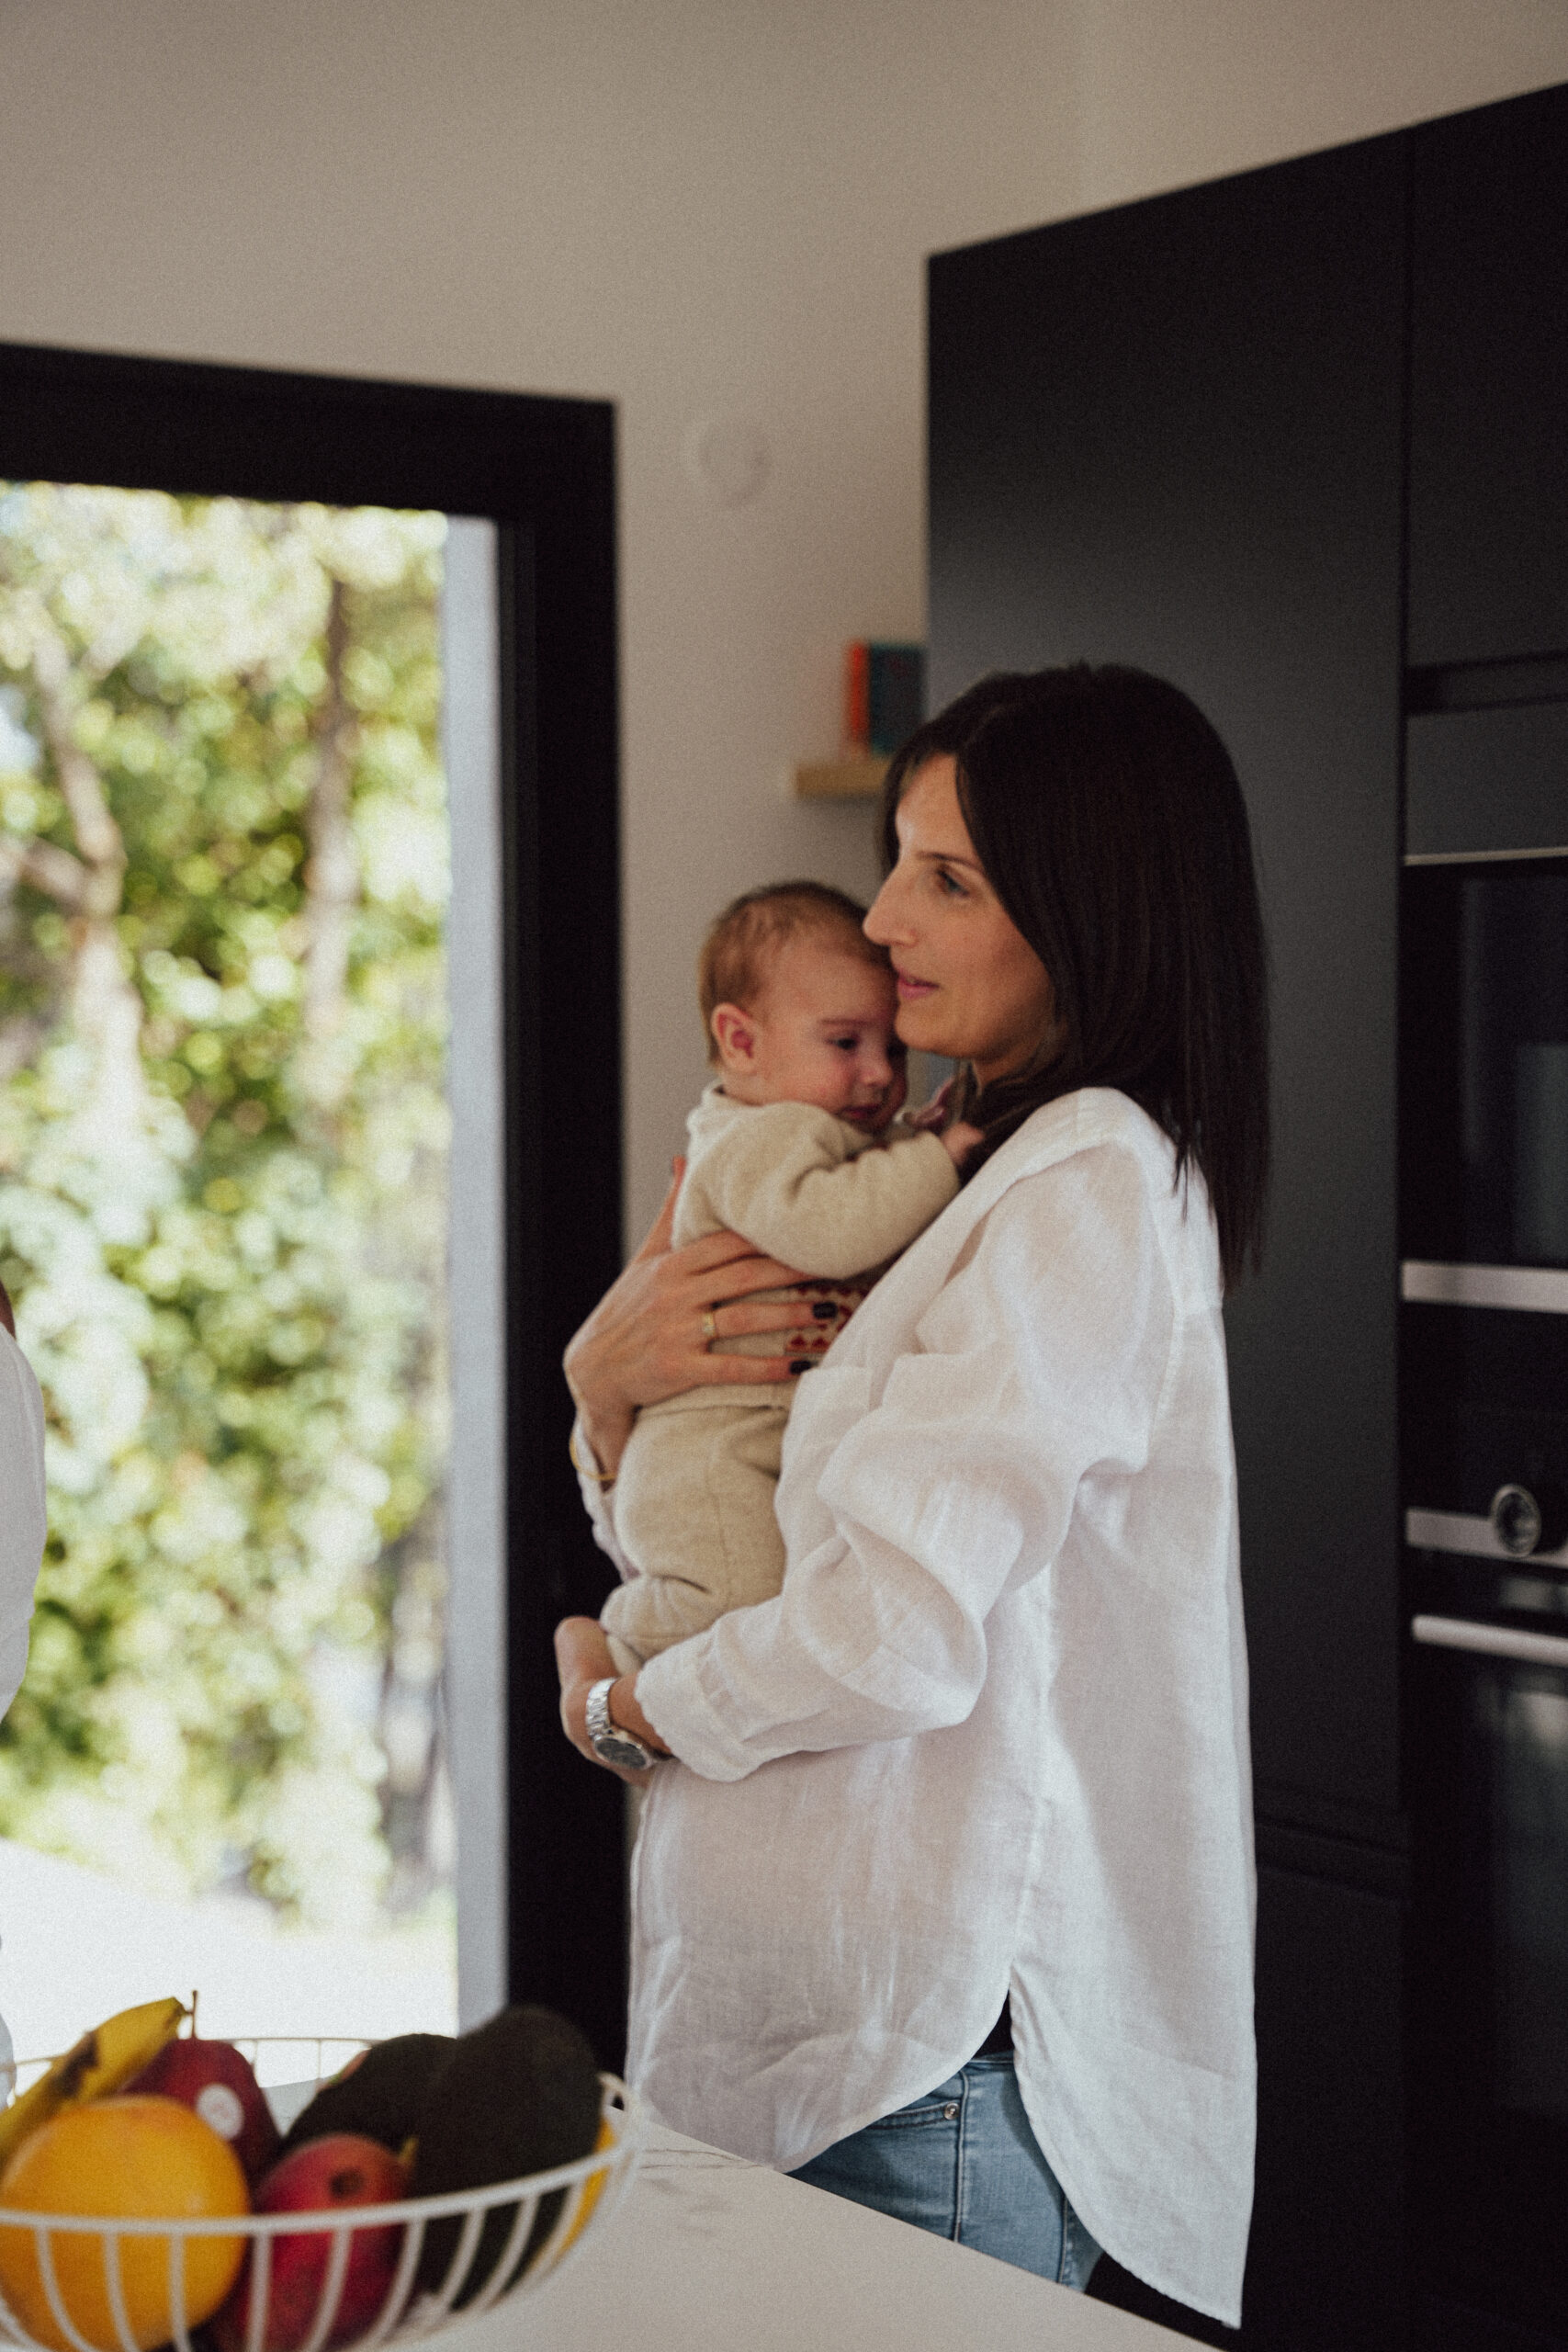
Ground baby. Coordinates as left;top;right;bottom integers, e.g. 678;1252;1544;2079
600;879;977;1672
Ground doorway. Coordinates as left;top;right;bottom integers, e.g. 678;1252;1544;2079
0;345;626;2067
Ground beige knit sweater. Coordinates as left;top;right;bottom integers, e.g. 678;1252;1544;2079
597;1081;964;1671
674;1080;961;1346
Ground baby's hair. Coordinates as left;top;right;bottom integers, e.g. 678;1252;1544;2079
698;880;889;1062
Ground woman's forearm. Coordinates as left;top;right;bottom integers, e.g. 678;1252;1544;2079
555;1616;671;1778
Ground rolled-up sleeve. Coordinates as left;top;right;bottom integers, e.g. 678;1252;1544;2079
637;1143;1175;1779
696;1113;959;1280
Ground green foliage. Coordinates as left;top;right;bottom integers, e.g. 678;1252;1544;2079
0;486;451;1927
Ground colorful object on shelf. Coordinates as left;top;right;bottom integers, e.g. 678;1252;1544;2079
844;643;925;757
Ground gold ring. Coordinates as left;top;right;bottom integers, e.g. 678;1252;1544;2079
701;1310;717;1342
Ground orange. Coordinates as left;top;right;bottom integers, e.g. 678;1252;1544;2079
0;2095;249;2351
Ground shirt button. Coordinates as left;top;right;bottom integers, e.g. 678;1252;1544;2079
942;2102;959;2121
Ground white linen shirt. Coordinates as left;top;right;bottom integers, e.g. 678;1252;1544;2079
0;1329;44;1724
580;1088;1256;2324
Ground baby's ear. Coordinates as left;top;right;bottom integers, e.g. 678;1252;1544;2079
710;1002;757;1071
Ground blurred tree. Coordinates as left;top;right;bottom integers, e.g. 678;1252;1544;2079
0;485;452;1929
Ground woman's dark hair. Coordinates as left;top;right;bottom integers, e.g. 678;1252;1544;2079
881;663;1269;1289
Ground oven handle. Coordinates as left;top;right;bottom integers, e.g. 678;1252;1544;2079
1412;1613;1568;1669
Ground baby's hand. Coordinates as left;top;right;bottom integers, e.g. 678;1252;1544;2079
941;1120;984;1169
903;1079;953;1135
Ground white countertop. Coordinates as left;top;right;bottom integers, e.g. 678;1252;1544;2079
459;2120;1190;2352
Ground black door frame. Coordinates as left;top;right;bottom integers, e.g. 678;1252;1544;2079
0;341;628;2063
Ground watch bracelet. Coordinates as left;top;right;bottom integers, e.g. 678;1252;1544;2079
586;1675;658;1766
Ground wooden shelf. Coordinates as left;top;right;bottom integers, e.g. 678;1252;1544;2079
792;754;888;801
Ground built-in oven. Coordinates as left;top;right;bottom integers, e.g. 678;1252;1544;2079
1401;697;1568;2345
1405;1564;1568;2343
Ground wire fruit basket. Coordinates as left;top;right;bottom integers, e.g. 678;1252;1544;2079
0;2037;642;2352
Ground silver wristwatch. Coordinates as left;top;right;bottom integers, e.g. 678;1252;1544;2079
585;1677;659;1770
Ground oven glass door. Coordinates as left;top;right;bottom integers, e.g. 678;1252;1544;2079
1408;1576;1568;2339
1402;857;1568;1272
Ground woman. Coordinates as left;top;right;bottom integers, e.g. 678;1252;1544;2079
557;664;1267;2327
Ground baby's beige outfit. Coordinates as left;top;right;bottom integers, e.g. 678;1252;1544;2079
601;1082;960;1671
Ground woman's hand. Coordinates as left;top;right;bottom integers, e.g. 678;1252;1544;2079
562;1159;821;1477
555;1616;671;1781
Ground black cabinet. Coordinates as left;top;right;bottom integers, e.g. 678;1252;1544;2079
930;136;1408;1832
1408;85;1568;671
1248;1850;1407;2352
930;142;1410;2343
929;80;1568;2347
927;77;1568;2352
1089;1850;1406;2352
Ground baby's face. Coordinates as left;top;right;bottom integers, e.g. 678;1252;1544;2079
721;937;908;1132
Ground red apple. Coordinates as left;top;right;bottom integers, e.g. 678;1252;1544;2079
125;2036;282;2187
215;2134;408;2352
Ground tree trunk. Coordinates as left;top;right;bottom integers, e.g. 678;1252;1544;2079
22;628;149;1138
295;577;359;1123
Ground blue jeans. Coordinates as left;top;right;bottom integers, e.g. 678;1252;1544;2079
787;2054;1101;2290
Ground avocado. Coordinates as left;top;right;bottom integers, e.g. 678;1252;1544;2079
278;2032;454;2157
411;2005;602;2301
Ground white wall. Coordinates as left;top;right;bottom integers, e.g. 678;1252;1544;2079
1;0;1564;1238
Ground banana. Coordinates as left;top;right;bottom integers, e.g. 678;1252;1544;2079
552;2113;616;2260
0;1996;187;2176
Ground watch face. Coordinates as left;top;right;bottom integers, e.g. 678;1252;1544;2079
595;1732;652;1770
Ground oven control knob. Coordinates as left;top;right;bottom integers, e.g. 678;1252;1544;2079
1491;1484;1545;1557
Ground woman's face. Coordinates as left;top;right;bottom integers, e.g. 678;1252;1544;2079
863;756;1057;1087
